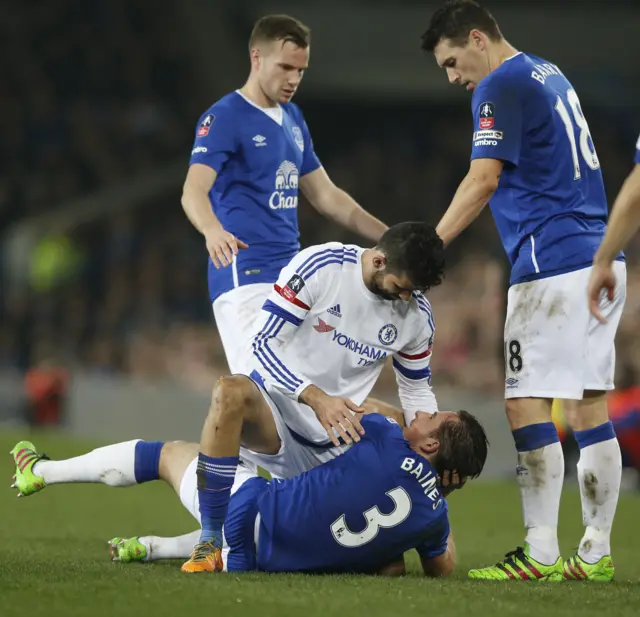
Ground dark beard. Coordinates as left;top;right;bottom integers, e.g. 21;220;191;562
372;284;399;301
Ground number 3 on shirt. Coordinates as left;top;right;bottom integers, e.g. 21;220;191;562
330;487;412;548
554;88;600;179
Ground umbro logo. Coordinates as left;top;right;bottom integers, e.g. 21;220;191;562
327;304;342;318
253;135;267;147
313;318;335;333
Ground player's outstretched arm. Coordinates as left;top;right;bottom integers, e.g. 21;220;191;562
181;164;248;269
393;297;438;425
298;384;365;446
595;163;640;263
436;158;502;246
300;167;388;243
589;163;640;322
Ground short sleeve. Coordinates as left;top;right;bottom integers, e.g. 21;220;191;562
358;413;404;444
634;133;640;165
415;513;450;560
189;107;238;172
470;76;522;166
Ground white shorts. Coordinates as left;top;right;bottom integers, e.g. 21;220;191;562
504;261;626;400
212;282;273;374
178;457;260;571
240;381;348;479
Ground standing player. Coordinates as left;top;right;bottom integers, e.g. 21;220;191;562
183;222;446;571
421;1;625;581
182;14;387;374
9;411;488;575
588;133;640;322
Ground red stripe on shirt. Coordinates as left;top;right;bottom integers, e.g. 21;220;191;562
398;347;432;361
274;284;311;311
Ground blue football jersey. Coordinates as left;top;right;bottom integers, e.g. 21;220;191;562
635;133;640;165
189;92;321;302
470;53;613;285
255;414;449;573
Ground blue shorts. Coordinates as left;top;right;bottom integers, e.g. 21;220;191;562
225;476;268;572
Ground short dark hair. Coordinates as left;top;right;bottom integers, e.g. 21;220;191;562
249;14;311;50
377;222;445;292
433;410;489;479
421;0;502;52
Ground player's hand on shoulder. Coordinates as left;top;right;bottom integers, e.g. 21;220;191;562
587;262;616;324
203;225;249;269
301;386;365;446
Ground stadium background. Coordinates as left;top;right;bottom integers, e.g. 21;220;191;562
1;0;640;479
2;2;640;615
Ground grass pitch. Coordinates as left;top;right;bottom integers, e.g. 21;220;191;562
1;429;639;617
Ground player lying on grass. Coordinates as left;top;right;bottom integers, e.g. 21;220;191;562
185;222;447;572
10;408;488;576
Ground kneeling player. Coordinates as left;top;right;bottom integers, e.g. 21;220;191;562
188;223;446;570
10;411;488;575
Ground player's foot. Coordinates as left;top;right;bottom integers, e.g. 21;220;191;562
563;554;614;582
181;541;223;573
10;441;48;497
468;544;564;581
108;537;148;563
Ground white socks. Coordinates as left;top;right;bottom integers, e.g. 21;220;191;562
33;440;140;486
139;531;201;561
576;439;622;563
29;439;204;563
516;442;565;565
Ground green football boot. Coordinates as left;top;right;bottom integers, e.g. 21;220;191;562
10;441;48;497
108;537;148;563
468;544;564;581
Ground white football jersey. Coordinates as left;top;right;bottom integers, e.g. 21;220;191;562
249;242;437;429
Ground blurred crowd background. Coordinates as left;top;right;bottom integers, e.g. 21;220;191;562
1;0;639;404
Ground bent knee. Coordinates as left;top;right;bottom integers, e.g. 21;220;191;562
212;374;261;416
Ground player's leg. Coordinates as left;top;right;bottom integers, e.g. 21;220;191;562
10;438;166;496
115;443;262;568
184;374;279;571
212;282;273;374
562;260;626;581
109;440;202;563
469;275;588;581
505;397;565;573
9;437;207;563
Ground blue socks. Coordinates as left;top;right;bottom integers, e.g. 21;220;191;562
512;422;560;452
574;420;616;450
134;441;164;483
197;454;239;548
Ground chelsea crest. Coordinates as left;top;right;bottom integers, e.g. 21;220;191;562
378;324;398;346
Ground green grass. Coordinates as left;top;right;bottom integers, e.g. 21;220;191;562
1;429;639;617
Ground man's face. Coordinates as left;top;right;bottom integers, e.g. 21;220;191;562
433;34;490;92
405;411;460;456
411;411;459;442
370;269;418;302
254;40;309;104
